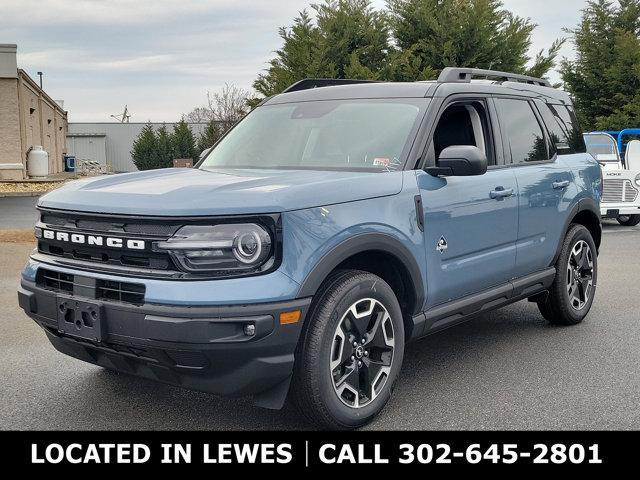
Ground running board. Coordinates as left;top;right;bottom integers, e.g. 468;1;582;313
409;268;555;341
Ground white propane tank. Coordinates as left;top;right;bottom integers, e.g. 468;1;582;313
27;146;49;177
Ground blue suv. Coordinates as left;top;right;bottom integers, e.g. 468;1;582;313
18;68;602;429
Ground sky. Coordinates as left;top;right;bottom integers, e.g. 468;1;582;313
1;0;589;123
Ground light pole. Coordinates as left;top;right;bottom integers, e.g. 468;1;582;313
37;71;43;89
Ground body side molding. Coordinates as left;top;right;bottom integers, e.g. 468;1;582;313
412;267;556;340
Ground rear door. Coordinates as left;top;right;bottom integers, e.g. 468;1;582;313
493;97;573;278
417;96;519;308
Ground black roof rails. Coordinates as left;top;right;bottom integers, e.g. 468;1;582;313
282;78;378;93
438;67;551;87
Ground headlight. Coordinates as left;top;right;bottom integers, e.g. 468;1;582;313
155;223;274;275
635;173;640;187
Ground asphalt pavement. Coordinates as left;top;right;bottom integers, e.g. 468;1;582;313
1;221;639;430
0;196;39;229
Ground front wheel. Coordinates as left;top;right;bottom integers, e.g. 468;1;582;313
537;224;597;325
617;215;640;226
291;270;404;429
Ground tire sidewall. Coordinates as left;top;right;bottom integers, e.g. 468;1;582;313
313;275;404;428
558;225;598;322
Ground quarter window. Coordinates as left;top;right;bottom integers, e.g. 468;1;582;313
545;104;587;154
495;98;548;164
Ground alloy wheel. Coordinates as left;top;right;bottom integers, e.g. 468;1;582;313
566;240;594;311
329;298;395;408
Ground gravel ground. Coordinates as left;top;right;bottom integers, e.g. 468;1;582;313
1;220;639;430
0;182;63;194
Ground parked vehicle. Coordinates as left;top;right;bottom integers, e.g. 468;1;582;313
584;129;640;226
18;68;602;429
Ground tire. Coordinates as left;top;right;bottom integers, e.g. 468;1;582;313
291;270;405;429
537;224;597;325
617;214;640;226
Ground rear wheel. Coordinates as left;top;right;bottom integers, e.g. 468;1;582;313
537;224;597;325
617;214;640;226
291;270;404;429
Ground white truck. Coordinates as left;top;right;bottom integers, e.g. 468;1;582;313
584;129;640;226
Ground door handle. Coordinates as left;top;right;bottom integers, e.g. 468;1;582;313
490;187;514;199
553;180;570;189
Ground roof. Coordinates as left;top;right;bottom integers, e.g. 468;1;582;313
264;68;571;106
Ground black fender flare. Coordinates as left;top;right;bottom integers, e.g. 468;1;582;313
551;197;602;265
296;232;425;315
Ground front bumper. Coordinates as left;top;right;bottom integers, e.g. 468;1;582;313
18;279;311;408
601;204;640;217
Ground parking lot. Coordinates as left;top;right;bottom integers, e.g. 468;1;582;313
1;210;639;430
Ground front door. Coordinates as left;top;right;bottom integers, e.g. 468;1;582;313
417;99;519;309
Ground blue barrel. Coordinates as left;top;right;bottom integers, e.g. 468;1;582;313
64;155;76;172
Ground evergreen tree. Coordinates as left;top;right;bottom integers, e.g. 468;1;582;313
385;0;562;81
171;120;197;162
253;0;389;98
156;124;173;168
560;0;640;131
131;123;159;171
197;120;222;154
252;0;562;99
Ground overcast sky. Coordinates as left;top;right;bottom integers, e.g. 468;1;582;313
1;0;588;122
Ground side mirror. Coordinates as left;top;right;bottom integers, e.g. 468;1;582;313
426;145;488;177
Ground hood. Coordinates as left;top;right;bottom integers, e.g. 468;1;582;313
38;168;403;216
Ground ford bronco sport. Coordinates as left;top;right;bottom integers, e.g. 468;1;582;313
18;68;602;429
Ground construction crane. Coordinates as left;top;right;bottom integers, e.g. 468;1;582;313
110;105;131;123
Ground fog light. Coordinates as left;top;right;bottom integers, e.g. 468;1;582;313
243;323;256;336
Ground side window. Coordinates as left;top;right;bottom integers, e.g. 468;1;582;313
430;101;495;165
545;103;587;154
495;98;548;164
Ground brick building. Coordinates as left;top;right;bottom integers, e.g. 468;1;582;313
0;44;68;180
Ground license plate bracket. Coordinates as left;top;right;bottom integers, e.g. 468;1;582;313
57;297;104;342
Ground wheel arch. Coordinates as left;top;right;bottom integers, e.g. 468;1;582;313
552;198;602;265
296;233;425;338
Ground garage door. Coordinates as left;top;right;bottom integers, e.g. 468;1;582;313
66;134;107;167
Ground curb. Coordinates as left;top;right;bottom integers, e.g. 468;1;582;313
0;192;42;198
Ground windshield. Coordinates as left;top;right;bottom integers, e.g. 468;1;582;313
584;133;620;162
199;99;428;171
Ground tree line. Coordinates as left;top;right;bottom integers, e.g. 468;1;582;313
133;0;640;170
131;120;208;170
132;84;249;170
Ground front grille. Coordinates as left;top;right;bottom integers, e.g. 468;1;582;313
41;214;179;236
602;179;638;203
37;268;145;305
37;209;178;273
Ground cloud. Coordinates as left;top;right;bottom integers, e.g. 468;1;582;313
1;0;267;26
3;0;586;122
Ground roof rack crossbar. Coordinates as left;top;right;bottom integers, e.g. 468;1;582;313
437;67;551;87
282;78;379;93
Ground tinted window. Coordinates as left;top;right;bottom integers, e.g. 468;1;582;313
543;103;586;154
200;99;427;171
495;98;548;163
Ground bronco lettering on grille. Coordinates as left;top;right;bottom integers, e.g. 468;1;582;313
41;229;146;250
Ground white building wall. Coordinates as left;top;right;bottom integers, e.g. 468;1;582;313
67;123;209;173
